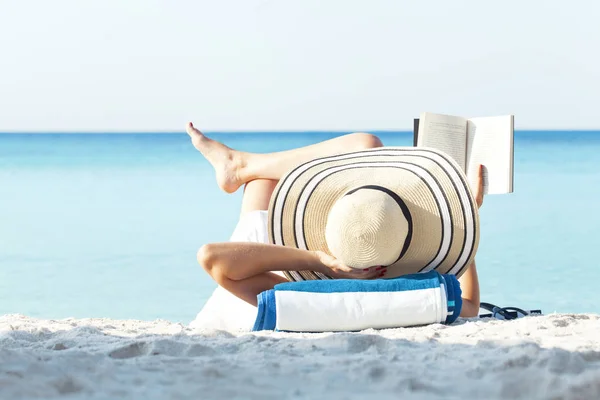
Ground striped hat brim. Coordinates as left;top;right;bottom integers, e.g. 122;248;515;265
267;147;480;281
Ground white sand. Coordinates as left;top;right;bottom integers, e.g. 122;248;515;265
1;314;600;399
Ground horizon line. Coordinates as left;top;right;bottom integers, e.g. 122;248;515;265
2;128;600;134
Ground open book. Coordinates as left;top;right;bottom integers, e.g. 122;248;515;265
414;112;514;194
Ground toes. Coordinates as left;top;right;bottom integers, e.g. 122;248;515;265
186;122;198;136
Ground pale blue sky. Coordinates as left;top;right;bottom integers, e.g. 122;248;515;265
1;0;599;131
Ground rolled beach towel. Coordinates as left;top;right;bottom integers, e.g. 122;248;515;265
252;270;462;332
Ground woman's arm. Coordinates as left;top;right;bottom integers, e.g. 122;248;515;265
197;242;379;306
458;261;480;317
458;164;486;317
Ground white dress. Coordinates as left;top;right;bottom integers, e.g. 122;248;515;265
189;210;284;331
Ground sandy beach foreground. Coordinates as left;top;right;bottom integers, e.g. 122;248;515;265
1;314;600;399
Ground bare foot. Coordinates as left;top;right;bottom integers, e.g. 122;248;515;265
186;122;244;193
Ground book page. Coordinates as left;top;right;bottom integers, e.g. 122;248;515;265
466;115;514;195
416;112;468;170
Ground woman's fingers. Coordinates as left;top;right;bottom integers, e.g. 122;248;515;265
323;261;388;280
342;265;386;279
369;265;387;278
359;268;380;279
476;164;485;208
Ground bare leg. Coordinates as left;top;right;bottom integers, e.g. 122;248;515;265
192;127;385;304
240;179;278;216
186;122;383;193
240;132;383;183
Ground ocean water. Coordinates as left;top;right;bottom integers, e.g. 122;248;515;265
1;131;599;323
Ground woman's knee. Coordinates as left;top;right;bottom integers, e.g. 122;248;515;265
348;132;383;150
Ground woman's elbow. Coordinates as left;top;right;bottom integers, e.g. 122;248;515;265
460;309;478;318
459;299;480;318
197;244;215;274
197;244;228;285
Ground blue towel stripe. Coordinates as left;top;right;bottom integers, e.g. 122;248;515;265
442;274;462;324
253;289;278;331
264;289;277;330
252;291;267;331
274;270;443;293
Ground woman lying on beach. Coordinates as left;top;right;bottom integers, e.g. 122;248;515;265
187;122;484;320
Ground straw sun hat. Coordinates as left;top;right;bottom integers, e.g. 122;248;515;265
267;147;480;281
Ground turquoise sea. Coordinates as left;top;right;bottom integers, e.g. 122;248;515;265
1;131;599;323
